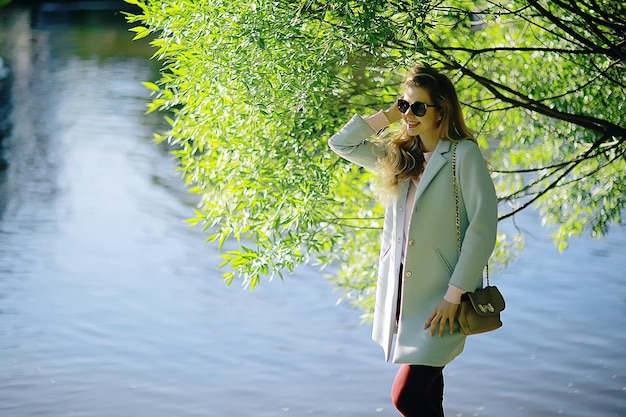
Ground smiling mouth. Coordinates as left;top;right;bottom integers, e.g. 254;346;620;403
406;121;419;129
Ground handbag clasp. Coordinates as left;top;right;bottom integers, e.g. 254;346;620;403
477;303;495;314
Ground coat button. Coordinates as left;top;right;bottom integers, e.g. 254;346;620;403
399;206;404;211
408;239;415;246
405;271;412;277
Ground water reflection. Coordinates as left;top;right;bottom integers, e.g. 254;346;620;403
0;4;625;417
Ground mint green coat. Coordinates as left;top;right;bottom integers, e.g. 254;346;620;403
329;115;498;366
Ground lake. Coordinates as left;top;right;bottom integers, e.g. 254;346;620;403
0;4;624;417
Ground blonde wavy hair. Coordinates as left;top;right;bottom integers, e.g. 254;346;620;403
376;63;476;195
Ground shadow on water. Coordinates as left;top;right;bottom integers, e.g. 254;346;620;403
0;3;625;417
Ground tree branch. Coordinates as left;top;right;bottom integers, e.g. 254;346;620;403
587;0;626;32
526;0;603;52
498;132;613;220
491;143;609;173
435;45;598;56
429;44;625;140
549;0;625;57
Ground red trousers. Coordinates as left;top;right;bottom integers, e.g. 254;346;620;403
391;364;445;417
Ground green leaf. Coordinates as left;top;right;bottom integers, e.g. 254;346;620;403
129;25;150;40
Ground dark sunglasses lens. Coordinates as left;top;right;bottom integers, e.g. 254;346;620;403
398;99;428;116
397;99;409;113
411;102;427;116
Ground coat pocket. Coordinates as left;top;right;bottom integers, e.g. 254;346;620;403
435;249;454;276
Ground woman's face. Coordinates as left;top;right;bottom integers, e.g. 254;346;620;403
400;85;441;139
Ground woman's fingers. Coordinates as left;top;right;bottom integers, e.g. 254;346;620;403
448;315;456;334
424;310;437;330
384;101;403;123
425;299;459;337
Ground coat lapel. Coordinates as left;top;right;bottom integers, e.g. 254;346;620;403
413;140;453;204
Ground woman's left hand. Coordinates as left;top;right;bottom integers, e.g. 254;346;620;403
424;299;459;337
383;101;403;124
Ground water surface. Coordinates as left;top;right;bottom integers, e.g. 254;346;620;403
0;5;624;417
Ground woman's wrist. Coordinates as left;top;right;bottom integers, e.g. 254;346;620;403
443;285;465;304
364;110;391;132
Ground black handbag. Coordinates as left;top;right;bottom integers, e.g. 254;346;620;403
452;143;505;335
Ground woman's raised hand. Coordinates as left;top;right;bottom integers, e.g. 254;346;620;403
384;100;403;124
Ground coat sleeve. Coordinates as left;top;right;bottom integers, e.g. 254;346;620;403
448;141;498;292
327;114;385;171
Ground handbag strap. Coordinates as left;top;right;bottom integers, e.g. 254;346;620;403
452;143;490;285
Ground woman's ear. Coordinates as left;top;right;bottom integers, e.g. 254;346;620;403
435;116;444;129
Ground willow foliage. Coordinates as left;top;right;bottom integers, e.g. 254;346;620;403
125;0;625;315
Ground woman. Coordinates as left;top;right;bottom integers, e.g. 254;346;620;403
328;63;498;416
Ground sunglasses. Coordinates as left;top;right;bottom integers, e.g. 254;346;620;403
397;98;440;117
